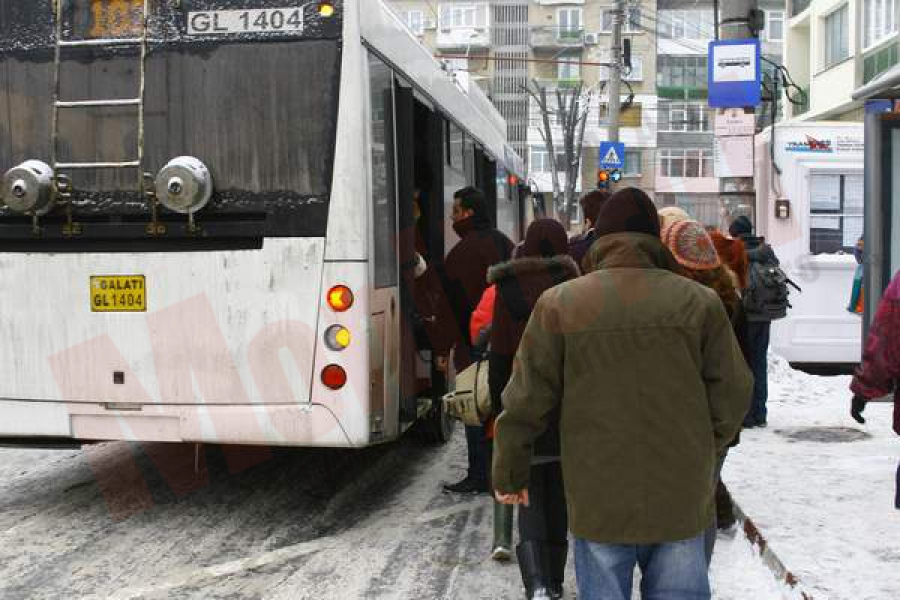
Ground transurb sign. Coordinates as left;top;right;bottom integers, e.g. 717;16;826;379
599;141;625;169
708;39;761;108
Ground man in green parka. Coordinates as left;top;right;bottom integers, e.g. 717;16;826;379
493;188;752;600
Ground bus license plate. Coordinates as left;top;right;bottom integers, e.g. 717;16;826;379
90;276;146;313
187;8;305;35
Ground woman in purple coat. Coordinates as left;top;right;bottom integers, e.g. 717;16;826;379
850;270;900;508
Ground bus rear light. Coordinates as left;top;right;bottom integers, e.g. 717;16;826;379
321;364;347;390
324;325;351;351
327;285;354;312
318;1;336;17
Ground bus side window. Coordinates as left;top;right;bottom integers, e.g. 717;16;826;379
369;54;398;288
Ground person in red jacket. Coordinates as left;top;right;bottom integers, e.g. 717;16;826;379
850;270;900;508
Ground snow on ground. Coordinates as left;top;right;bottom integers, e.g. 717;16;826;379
725;355;900;600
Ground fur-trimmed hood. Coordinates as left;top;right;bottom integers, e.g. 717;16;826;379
487;254;580;285
487;255;580;322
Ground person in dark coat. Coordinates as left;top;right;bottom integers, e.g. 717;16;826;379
438;186;514;495
568;190;610;269
488;219;579;599
850;270;900;508
729;215;778;428
494;188;751;600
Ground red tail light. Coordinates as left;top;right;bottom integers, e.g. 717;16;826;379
321;364;347;390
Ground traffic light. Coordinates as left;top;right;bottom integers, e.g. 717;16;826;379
610;170;622;183
597;170;610;190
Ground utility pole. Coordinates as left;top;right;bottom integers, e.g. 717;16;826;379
606;0;625;145
716;0;759;227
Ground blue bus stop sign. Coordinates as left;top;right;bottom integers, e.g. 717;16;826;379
599;141;625;169
708;39;761;108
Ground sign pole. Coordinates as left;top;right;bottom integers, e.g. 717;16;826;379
715;0;758;230
606;0;625;188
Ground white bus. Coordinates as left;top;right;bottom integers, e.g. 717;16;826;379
0;0;527;447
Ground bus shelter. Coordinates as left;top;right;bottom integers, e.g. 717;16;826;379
852;68;900;333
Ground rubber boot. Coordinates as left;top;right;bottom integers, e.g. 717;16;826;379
546;542;567;600
516;541;552;599
491;501;514;561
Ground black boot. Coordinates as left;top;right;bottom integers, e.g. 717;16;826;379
516;541;552;599
716;480;736;530
546;542;567;599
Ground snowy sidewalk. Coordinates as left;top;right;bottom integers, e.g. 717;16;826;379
725;356;900;600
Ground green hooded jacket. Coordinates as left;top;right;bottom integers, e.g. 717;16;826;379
492;232;752;544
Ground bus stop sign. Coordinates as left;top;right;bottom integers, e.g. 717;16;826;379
708;39;761;108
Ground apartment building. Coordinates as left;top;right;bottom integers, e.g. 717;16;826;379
525;1;659;202
784;0;898;121
387;0;787;224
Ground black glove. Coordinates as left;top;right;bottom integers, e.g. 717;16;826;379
851;395;867;424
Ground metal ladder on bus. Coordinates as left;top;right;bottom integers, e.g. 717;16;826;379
49;0;156;235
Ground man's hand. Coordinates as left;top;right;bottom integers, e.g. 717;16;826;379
495;489;530;506
851;395;867;424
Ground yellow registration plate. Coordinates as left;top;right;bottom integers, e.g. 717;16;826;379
90;275;146;313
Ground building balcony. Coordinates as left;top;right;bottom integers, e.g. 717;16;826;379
436;28;491;51
531;78;584;93
530;26;584;50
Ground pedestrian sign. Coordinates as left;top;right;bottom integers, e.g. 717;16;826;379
599;141;625;169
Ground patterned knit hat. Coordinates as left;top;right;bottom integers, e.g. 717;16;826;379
658;206;691;230
661;219;722;271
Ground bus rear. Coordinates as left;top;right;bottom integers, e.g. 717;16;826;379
0;1;372;447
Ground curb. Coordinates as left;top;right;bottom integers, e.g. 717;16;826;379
733;502;815;600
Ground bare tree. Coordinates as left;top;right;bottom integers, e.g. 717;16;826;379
526;79;599;227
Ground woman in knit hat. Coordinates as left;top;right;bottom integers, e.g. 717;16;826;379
662;220;741;316
658;206;691;230
660;219;750;564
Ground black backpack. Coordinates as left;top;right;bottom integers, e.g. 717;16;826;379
743;253;801;321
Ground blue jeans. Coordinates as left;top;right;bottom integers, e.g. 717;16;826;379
745;321;771;424
574;535;711;600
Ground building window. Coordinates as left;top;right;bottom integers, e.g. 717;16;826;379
823;5;850;68
657;10;715;40
439;4;489;30
659;149;713;178
660;102;710;132
601;8;642;33
400;10;425;36
864;0;899;49
623;150;642;176
809;173;864;254
657;56;708;91
765;10;784;42
598;103;642;127
863;42;900;83
558;54;581;81
530;147;566;173
557;8;583;40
